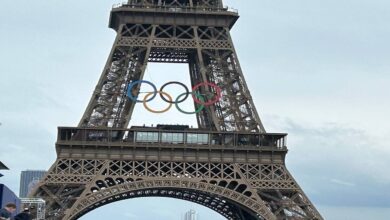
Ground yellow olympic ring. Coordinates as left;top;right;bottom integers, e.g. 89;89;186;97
143;91;173;113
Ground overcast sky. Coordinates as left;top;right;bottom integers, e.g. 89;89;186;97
1;0;390;219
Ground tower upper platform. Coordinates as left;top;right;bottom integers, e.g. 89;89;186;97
109;2;239;32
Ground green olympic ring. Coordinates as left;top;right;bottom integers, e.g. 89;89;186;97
175;92;205;114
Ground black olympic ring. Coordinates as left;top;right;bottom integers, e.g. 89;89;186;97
159;81;189;104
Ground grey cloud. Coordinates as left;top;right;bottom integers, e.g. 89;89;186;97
264;115;390;207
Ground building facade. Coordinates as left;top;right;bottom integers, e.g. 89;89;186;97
184;209;197;220
0;184;21;218
19;170;46;198
0;161;21;216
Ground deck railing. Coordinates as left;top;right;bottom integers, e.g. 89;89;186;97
112;2;238;13
57;127;287;149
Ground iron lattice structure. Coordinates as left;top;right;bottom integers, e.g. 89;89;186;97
31;1;323;219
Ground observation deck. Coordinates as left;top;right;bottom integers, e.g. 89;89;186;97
109;2;239;31
56;126;288;164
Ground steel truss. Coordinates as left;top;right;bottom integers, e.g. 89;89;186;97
78;21;265;131
31;1;323;219
33;157;321;220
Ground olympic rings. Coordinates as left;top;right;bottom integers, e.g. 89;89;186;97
175;92;205;114
126;80;223;114
143;91;173;113
192;82;222;106
159;81;189;104
127;80;157;103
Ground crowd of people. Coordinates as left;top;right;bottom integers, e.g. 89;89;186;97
0;203;33;220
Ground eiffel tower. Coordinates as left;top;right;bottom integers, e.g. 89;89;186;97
32;1;323;219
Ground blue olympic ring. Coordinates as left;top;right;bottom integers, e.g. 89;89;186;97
126;80;157;103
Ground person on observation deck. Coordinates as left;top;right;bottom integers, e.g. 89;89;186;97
0;203;16;220
14;208;32;220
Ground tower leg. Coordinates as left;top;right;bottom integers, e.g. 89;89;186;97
78;24;155;129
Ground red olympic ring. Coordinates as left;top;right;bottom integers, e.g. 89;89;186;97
192;82;222;106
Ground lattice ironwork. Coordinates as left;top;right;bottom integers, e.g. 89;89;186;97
30;1;323;219
33;157;321;219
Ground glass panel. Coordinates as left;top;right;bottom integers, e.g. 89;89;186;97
60;129;69;141
87;130;107;141
161;132;184;144
237;134;260;146
237;134;249;146
210;134;222;145
187;133;209;144
223;134;234;146
135;132;159;143
126;131;135;142
110;131;120;141
71;129;86;141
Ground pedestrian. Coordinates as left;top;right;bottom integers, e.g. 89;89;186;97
14;208;32;220
0;203;16;220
